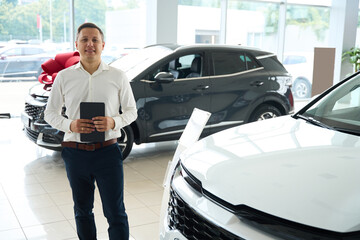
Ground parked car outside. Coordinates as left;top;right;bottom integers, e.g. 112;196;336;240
160;71;360;239
22;44;294;159
0;44;52;81
102;45;139;64
283;52;314;99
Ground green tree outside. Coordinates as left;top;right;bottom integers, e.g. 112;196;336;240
0;0;330;43
0;0;106;42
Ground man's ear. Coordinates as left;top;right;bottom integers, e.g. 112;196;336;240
75;41;78;49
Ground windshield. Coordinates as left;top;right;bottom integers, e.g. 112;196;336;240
298;73;360;135
110;45;173;80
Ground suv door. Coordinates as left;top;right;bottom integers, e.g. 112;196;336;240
208;51;270;133
139;53;211;142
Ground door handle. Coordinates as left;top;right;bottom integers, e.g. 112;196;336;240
193;85;209;91
250;81;264;87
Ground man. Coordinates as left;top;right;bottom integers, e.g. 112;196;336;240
44;22;137;239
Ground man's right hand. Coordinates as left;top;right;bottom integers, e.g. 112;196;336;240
70;119;95;133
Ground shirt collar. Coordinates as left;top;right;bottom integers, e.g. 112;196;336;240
74;60;109;74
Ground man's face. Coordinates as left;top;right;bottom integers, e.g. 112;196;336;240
75;27;104;63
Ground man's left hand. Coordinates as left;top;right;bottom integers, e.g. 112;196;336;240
92;116;115;132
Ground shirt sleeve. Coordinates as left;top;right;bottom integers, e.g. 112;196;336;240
112;71;138;131
44;73;73;133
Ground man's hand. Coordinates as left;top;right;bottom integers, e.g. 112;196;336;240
70;119;95;133
92;116;115;132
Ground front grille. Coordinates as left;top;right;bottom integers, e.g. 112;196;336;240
25;128;39;143
25;103;45;120
168;188;245;240
176;165;360;240
42;133;62;144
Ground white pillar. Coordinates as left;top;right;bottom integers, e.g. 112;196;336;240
329;0;359;83
220;0;227;44
69;0;75;50
49;0;53;42
277;1;287;62
146;0;178;46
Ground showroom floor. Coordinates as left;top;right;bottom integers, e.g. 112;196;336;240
0;100;307;240
0;117;178;240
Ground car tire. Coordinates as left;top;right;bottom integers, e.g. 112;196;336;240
249;104;281;122
117;125;134;160
292;78;311;99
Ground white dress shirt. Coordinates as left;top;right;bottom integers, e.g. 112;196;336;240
44;61;137;143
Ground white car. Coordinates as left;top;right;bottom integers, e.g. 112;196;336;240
283;52;314;99
160;71;360;239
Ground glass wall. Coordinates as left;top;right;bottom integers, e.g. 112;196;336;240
177;0;331;99
283;3;330;99
226;1;280;56
355;1;360;48
0;0;145;116
177;1;221;44
0;0;71;116
0;0;349;117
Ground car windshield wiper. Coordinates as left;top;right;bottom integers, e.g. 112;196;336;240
332;126;360;136
296;114;335;130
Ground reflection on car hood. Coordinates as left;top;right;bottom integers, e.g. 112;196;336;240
181;116;360;232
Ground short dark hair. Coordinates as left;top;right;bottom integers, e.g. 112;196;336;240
76;22;104;41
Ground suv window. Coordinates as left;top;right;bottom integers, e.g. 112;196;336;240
23;47;44;55
244;54;260;70
212;52;247;76
258;56;287;72
3;48;22;56
148;54;202;80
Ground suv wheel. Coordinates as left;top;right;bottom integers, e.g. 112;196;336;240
117;126;134;160
249;104;281;122
293;78;311;99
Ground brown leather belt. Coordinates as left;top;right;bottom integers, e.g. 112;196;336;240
61;139;117;151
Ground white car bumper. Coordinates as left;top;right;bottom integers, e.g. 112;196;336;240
159;164;280;240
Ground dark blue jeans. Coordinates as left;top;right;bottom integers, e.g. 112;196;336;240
62;143;129;240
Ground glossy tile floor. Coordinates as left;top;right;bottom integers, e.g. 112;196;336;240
0;117;177;240
0;100;308;240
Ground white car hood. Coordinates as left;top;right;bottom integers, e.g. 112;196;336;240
181;116;360;233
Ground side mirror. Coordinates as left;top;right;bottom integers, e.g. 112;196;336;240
0;54;7;60
154;72;174;83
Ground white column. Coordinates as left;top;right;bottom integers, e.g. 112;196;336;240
277;1;287;62
69;0;75;51
329;0;359;83
49;0;53;42
146;0;178;46
220;0;228;44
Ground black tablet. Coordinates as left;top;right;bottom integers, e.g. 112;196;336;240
80;102;105;142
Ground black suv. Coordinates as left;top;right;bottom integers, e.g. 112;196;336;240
22;44;294;159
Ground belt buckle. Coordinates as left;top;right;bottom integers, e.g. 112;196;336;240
84;143;96;151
